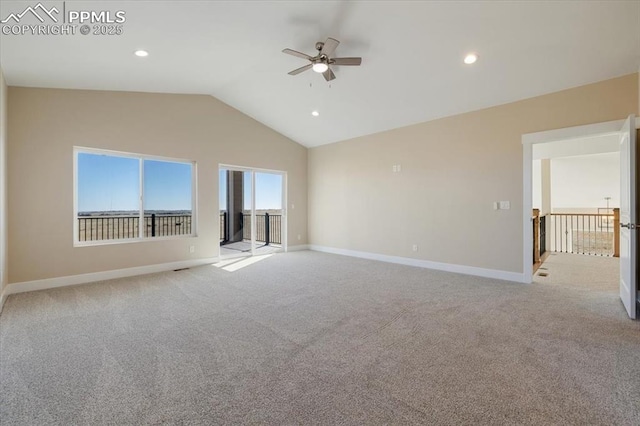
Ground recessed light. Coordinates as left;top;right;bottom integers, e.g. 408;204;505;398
134;50;149;57
311;111;319;117
464;53;478;65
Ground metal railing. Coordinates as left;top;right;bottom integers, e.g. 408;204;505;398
242;213;282;245
548;213;616;256
77;214;192;242
539;215;546;255
220;212;227;242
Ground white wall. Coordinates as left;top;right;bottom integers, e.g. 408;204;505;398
551;152;619;211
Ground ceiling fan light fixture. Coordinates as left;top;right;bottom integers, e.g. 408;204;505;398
312;62;329;73
283;38;361;81
464;53;478;64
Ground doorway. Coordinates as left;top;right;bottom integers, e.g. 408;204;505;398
522;117;639;319
219;165;286;259
532;137;620;261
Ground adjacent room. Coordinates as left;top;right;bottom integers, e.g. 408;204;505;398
1;1;639;424
531;135;621;276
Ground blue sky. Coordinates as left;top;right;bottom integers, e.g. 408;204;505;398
77;153;192;212
78;154;282;213
219;169;283;210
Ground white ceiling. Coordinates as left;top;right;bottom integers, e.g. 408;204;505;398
1;1;639;147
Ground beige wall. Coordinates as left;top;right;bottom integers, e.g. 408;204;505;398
0;68;7;291
308;73;639;274
8;88;307;283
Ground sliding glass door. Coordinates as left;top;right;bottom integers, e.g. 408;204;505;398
219;166;285;258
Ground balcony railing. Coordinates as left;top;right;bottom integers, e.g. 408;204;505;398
77;214;192;242
220;212;227;242
219;212;282;245
243;213;282;245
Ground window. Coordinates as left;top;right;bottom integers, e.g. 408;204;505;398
74;148;196;245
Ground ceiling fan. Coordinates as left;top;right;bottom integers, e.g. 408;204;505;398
282;37;362;82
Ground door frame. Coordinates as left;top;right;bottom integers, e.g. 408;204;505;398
219;163;288;257
521;118;640;283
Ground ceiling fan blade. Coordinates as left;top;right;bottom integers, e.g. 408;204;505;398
322;67;336;82
282;48;312;60
331;57;362;66
288;63;312;75
321;38;340;57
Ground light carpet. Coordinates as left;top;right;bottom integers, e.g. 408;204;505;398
1;251;639;425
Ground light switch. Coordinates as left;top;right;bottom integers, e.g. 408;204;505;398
493;202;499;210
499;201;510;210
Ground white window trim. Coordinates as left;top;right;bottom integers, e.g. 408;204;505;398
73;146;197;247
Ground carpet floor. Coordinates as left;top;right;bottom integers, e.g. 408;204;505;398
1;251;639;425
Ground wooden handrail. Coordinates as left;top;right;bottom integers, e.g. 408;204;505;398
545;210;619;257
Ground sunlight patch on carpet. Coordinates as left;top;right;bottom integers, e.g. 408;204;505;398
213;254;273;272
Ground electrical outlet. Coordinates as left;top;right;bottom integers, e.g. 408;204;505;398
499;201;510;210
412;244;418;252
297;234;301;240
291;204;295;209
189;245;195;253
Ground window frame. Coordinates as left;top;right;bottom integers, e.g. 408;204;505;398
73;146;197;247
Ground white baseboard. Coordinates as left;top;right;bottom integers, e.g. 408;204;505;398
287;244;309;252
0;246;524;312
0;286;7;314
3;257;221;298
309;245;526;283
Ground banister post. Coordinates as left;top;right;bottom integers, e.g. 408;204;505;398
151;213;156;237
265;212;270;246
533;209;540;264
614;208;620;257
223;211;228;242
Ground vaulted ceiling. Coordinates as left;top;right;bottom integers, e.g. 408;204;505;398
1;1;639;147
